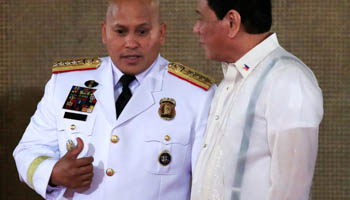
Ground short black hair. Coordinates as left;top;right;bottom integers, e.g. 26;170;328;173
207;0;272;34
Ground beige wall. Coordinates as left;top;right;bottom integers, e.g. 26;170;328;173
0;0;349;199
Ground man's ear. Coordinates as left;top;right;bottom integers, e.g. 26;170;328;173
159;22;167;45
101;21;107;44
223;10;241;38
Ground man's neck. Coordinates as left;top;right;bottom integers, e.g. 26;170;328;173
227;32;271;63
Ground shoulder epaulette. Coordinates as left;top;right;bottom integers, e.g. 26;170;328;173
52;57;101;74
168;62;215;91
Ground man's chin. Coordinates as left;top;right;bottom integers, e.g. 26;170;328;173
205;52;222;62
117;63;148;75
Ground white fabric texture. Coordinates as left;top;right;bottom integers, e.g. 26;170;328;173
13;56;216;200
191;33;323;200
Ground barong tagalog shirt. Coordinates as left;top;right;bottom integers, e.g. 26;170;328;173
191;33;323;200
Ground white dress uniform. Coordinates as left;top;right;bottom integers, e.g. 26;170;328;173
13;55;215;200
191;33;323;200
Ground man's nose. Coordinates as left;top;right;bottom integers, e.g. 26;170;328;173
193;22;200;35
125;35;139;49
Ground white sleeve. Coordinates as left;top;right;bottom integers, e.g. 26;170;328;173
13;75;66;199
267;128;318;200
191;84;216;172
266;62;323;200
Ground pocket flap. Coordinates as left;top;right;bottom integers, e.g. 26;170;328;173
143;129;190;145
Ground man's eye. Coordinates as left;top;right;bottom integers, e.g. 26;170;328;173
137;29;149;36
115;29;126;35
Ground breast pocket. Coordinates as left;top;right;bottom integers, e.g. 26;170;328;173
143;128;192;175
56;111;96;158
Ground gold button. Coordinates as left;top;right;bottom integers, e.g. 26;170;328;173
164;135;171;141
70;124;76;130
111;135;119;143
106;168;114;176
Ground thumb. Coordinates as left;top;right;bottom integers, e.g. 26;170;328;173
69;137;84;158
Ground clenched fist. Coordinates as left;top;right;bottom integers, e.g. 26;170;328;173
49;137;94;189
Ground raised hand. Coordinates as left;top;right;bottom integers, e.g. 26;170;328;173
49;137;94;189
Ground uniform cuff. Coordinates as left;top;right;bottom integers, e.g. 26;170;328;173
31;158;59;199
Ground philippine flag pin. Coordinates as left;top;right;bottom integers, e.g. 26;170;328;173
243;64;250;71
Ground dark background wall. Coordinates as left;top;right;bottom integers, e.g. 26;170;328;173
1;0;349;199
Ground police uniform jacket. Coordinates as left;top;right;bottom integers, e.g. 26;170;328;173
13;55;215;200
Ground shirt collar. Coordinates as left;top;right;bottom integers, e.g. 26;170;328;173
111;54;160;86
222;33;280;79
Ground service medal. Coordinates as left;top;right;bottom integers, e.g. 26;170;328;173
63;85;97;113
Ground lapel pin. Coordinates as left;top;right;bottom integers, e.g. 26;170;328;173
243;64;250;71
85;80;99;88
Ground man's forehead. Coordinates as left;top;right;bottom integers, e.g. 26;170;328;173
108;0;158;10
109;0;155;4
111;21;152;28
197;0;209;11
107;0;159;20
108;8;154;26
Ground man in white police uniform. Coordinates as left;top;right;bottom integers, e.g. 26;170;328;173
13;0;215;199
191;0;323;200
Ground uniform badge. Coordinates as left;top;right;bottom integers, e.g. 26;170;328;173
158;98;176;120
84;80;99;88
66;139;76;152
158;150;172;166
63;86;97;113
